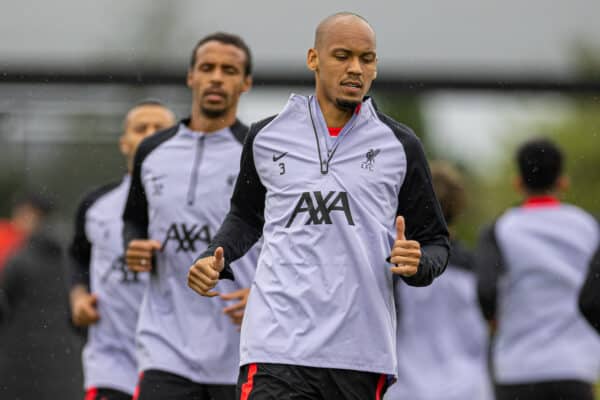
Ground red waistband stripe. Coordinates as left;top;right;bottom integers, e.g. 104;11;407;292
375;374;386;400
241;363;258;400
84;387;98;400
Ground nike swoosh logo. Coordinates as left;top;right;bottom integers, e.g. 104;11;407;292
272;152;288;162
150;174;167;181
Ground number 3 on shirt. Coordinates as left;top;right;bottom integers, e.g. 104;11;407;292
279;162;286;175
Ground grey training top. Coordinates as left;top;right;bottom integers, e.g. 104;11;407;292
122;120;259;384
386;240;492;400
69;175;146;394
200;94;449;376
476;201;600;384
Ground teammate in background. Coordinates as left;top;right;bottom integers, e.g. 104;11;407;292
386;161;492;400
579;228;600;335
188;13;449;399
476;137;600;400
0;192;53;272
0;194;84;400
123;33;259;400
68;100;175;400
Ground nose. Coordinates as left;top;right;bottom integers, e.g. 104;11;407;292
347;56;362;75
210;68;224;84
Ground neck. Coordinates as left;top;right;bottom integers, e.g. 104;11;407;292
315;95;354;128
523;189;559;199
189;103;237;133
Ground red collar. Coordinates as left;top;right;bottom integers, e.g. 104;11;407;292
327;104;362;137
328;127;342;137
522;195;560;208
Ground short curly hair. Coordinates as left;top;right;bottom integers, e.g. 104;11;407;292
189;32;252;76
516;137;563;192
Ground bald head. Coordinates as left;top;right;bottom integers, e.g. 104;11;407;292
120;101;175;172
307;12;378;115
314;12;375;50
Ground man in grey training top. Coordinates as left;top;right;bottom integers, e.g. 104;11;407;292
476;138;600;400
188;13;449;400
68;100;175;400
123;33;259;400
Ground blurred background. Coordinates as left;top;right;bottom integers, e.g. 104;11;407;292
1;0;600;397
1;0;599;243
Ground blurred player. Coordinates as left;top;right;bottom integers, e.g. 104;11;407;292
68;100;175;400
188;13;449;399
0;194;85;399
385;161;492;400
476;137;600;400
579;228;600;335
123;33;258;400
0;192;52;272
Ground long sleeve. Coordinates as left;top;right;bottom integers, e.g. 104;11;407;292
198;117;274;280
474;223;505;322
122;147;150;248
68;183;118;289
121;125;179;250
579;240;600;335
68;197;93;289
390;120;450;287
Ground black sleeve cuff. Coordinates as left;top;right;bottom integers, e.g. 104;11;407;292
400;244;449;287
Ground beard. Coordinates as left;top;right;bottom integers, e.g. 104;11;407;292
335;98;361;111
200;105;228;119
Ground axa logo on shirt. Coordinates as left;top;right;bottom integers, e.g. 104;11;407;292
162;223;212;253
285;191;354;227
102;256;139;284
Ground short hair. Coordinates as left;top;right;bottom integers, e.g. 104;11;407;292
130;98;168;109
189;32;252;76
516;137;563;192
314;12;373;49
430;161;467;225
123;99;174;129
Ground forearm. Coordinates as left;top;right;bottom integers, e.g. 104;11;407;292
401;243;450;287
69;284;89;309
199;207;262;280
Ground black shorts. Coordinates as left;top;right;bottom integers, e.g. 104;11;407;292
135;369;236;400
85;387;131;400
496;380;594;400
237;363;388;400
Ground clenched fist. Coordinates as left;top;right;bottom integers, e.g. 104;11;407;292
187;247;225;297
125;239;161;272
70;286;100;327
220;288;250;327
389;216;421;277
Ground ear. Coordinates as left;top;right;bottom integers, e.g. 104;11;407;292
512;176;524;194
306;48;318;72
186;69;193;88
119;135;129;157
241;74;253;93
556;175;570;192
